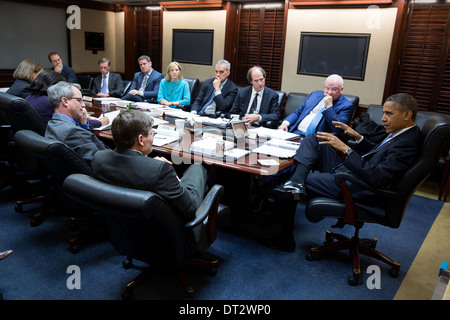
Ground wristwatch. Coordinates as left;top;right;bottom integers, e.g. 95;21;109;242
344;148;353;158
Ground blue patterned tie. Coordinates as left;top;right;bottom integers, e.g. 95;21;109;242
305;105;326;135
101;75;107;94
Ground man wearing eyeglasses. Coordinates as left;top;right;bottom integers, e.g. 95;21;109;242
278;74;353;136
46;81;106;162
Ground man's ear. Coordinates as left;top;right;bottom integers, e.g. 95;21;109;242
137;134;144;147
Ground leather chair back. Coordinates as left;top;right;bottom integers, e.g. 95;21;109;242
0;92;46;135
14;130;93;212
76;75;94;90
184;78;200;104
63;173;187;267
122;80;132;95
342;94;360;122
283;92;308;119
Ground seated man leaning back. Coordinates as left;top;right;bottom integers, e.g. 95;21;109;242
91;109;208;223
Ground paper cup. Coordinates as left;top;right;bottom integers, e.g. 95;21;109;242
175;119;185;132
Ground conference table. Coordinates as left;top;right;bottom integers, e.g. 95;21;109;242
84;98;298;223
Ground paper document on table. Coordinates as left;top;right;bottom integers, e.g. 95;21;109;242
152;126;181;146
252;142;297;158
92;97;121;102
224;148;250;160
248;127;300;141
131;102;162;110
194;116;231;128
264;138;300;151
190;137;234;157
92;110;121;131
150;117;169;127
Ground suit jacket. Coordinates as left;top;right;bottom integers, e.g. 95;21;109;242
45;113;106;162
302;126;421;203
229;86;280;122
93;72;124;97
51;64;78;83
127;69;164;100
91;149;206;222
284;91;353;135
6;79;31;98
190;78;238;114
344;125;422;189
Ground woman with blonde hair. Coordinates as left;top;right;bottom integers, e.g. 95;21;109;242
6;59;44;98
157;61;190;108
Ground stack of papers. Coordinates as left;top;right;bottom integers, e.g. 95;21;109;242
248;127;300;141
92;110;121;131
152;126;182;146
252;138;300;158
190;137;234;157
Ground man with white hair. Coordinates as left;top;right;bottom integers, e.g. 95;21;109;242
278;74;353;136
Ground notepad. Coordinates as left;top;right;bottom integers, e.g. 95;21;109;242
92;110;121;131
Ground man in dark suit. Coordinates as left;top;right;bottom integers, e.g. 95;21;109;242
91;109;208;223
190;60;238;117
45;81;106;162
261;93;421;251
48;52;78;84
121;55;164;102
92;58;124;98
279;74;353;136
229;66;280;126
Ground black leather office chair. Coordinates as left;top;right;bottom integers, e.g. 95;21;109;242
122;80;132;95
63;173;227;299
342;93;360;124
76;75;93;90
0;92;51;225
304;114;450;285
14;130;98;252
182;77;200;111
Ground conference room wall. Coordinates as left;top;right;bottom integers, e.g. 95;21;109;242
282;7;397;105
69;8;125;74
161;10;227;82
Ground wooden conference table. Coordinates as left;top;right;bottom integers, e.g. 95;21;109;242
85;99;298;222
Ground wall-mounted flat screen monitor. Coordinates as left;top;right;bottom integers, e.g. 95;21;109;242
297;32;370;81
172;29;214;65
85;32;104;51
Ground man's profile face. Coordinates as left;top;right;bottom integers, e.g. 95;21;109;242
381;101;411;134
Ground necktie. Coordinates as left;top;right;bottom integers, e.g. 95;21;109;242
139;75;148;92
305;105;326;135
362;133;393;158
101;75;107;94
199;89;215;115
249;93;258;114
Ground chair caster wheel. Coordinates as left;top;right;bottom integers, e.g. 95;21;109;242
305;251;317;261
389;268;399;278
347;274;361;286
68;245;80;254
121;288;133;300
122;259;133;269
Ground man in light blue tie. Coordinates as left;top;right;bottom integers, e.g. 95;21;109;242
279;74;353;136
93;58;124;98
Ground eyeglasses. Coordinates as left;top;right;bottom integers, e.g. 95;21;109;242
324;87;340;93
69;97;84;103
151;131;156;136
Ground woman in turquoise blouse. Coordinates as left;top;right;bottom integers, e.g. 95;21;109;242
157;61;190;108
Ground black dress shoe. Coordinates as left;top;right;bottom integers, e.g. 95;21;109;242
258;235;296;252
269;181;306;200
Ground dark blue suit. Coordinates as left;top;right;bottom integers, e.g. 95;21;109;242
229;86;280;123
190;78;238;115
284;91;353;136
51;65;78;83
121;69;164;102
298;126;422;202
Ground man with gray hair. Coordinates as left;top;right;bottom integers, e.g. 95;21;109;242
121;55;164;102
190;59;238;116
278;74;353;136
46;81;106;162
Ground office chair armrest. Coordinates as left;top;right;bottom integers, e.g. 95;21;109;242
184;184;224;229
334;172;400;199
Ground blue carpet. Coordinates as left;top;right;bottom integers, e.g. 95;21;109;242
0;184;443;300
